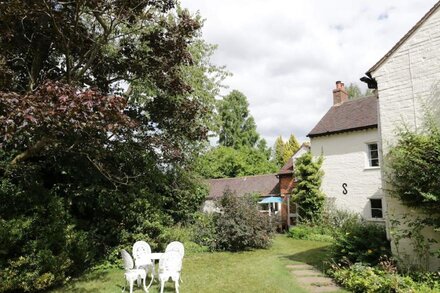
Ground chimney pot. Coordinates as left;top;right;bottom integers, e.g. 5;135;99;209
333;80;348;105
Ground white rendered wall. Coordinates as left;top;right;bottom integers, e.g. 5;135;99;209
310;128;383;220
372;7;440;271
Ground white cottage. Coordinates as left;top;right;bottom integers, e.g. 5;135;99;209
308;82;384;221
364;1;440;271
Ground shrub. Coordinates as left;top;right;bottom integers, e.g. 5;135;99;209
331;220;391;266
288;224;333;242
328;263;440;293
191;212;217;251
211;191;273;251
190;194;274;252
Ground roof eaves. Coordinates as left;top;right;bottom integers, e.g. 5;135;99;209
367;1;440;75
308;124;378;138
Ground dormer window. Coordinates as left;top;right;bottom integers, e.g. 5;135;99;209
367;143;379;167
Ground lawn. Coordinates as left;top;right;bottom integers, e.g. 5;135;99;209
51;236;347;293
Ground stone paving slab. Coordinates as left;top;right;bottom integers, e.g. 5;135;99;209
305;285;342;293
286;264;315;270
286;263;343;293
297;276;335;285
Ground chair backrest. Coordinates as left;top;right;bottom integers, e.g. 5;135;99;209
133;241;152;263
165;241;184;258
121;249;134;271
159;251;182;274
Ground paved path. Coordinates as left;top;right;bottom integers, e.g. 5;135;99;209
286;264;342;293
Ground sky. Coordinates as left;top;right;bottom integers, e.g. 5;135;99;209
181;0;439;147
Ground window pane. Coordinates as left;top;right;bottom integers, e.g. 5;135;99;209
371;209;383;218
368;143;380;167
370;199;383;218
370;199;382;209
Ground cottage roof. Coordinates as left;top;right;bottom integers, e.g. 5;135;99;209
307;95;378;138
206;174;280;200
277;158;293;175
367;1;440;74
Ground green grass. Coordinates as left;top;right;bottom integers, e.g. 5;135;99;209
51;236;347;293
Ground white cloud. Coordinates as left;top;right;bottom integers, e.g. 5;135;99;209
181;0;439;146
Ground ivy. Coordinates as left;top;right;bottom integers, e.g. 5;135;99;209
387;123;440;227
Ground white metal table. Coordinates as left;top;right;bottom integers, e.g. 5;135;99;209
145;253;164;290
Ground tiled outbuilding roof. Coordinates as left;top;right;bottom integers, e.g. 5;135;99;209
307;95;378;138
277;158;293;175
206;174;280;200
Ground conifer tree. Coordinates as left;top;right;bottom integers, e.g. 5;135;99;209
273;136;285;167
283;134;300;164
218;90;259;149
292;152;325;223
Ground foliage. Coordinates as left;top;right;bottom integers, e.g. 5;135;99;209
273;136;285;167
0;1;204;93
292;152;325;223
387;123;440;225
198;191;273;252
321;207;361;230
194;146;277;178
331;220;390;266
218;90;260;149
288;224;334;242
283;134;300;164
346;83;374;100
328;262;440;293
191;212;217;251
0;1;222;291
389;214;439;272
256;138;271;161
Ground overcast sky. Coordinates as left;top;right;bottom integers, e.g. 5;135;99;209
181;0;438;147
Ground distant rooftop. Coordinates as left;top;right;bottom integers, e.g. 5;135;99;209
307;95;378;138
206;174;280;200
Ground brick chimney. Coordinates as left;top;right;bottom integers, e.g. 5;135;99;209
333;81;349;105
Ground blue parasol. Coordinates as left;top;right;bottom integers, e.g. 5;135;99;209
258;196;283;204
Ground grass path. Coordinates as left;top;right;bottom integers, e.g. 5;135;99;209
51;236;347;293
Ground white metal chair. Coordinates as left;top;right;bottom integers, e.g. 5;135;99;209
158;251;183;293
120;249;148;293
132;241;154;289
165;241;185;258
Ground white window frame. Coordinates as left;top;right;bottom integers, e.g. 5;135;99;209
369;198;383;219
366;142;380;168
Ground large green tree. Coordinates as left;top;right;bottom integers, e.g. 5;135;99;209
0;1;223;291
218;90;259;149
194;146;277;179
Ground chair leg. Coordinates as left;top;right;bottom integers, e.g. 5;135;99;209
122;279;126;293
142;275;148;292
160;280;165;293
147;272;154;290
129;279;134;293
